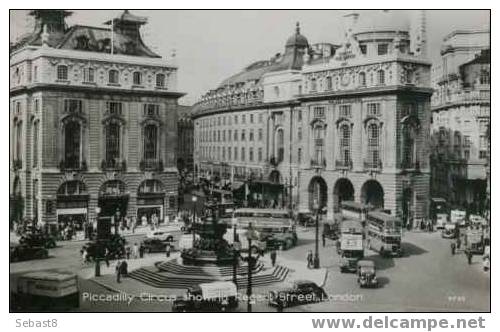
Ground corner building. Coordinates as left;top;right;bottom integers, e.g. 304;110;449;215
193;10;433;223
10;10;184;231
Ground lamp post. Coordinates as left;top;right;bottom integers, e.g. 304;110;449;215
313;200;321;269
245;223;260;312
94;207;101;277
192;195;198;246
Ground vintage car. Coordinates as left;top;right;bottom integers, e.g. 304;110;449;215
141;238;174;253
268;280;327;308
296;211;316;228
10;244;49;262
146;230;174;242
357;260;378;288
441;223;458;239
82;235;127;261
172;281;238;312
265;230;298;251
19;232;57;249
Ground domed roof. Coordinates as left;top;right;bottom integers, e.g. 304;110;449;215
286;22;309;49
353;10;409;34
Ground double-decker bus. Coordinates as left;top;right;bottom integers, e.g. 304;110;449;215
222;208;296;251
338;219;365;272
366;211;403;257
340;201;371;225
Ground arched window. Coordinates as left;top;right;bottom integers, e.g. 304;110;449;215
276;129;284;162
108;69;119;84
367;123;380;168
32;120;39;167
480;70;490;85
339;124;351;166
143;124;158;160
377;70;385;85
359;72;366;86
133;71;142;85
57;65;68;80
156;73;165;88
401;121;418;168
64;121;81;168
313;125;325;166
105;122;121;165
57;180;87;196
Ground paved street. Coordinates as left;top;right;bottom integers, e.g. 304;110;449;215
10;226;489;312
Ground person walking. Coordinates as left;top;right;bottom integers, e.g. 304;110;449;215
104;247;110;267
139;243;145;258
307;250;313;269
133;243;139;259
450;242;456;255
165;243;171;258
466;250;473;265
322;233;326;247
270;249;277;267
81;248;88;265
126;246;131;260
115;260;122;283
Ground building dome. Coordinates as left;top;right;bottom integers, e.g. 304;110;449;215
285;22;309;49
353;10;410;34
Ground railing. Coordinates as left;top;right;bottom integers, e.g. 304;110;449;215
59;159;87;171
435;89;490;107
310;158;327;168
101;159;126;171
335;159;352;170
140;159;164;171
363;159;383;171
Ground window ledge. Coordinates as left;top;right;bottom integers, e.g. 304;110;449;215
82;81;97;86
56;79;70;84
132;85;145;89
107;83;121;87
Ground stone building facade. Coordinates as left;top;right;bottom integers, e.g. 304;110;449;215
193;11;433;223
430;30;490;213
10;10;184;231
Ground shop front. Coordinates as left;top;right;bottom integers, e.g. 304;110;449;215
56;181;89;233
136;179;165;225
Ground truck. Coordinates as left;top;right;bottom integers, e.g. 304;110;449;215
464;229;484;255
338;219;364;273
11;271;79;311
450;210;467;227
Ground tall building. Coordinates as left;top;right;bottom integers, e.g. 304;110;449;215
10;10;184;232
193;10;433;223
430;29;490;213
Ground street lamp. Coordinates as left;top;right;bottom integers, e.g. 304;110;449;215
231;212;239;285
313;200;321;269
192;195;198;246
245;222;260;312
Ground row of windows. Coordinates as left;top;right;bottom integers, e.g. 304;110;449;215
309;70;387;92
197;112;265;128
200;146;264;163
56;65;167;88
199;128;264;143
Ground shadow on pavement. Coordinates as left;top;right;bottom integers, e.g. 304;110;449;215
376;276;390;288
401;242;428;257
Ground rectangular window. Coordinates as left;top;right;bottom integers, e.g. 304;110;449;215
241;147;245;161
228;147;232;161
133;72;142;85
223;130;226;142
64;99;83;114
298;109;302;121
57;65;68;80
250;114;254;123
298;127;302;141
32;121;39;167
313;106;325;118
234;130;238;141
258;128;263;141
249;129;254;141
228;130;232;142
84;67;95;83
33;66;38;82
234;115;238;124
242;114;246;124
378;44;388;55
258;113;263;123
105;102;123;116
258;148;262;162
298;148;302;163
249;148;254;162
234;147;238;161
326;77;333;90
367;103;381;116
241;130;246;141
339;105;352;118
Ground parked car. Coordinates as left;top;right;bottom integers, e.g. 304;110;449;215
441;223;458;239
357;260;378;288
172;281;238;312
265;230;298;250
82;235;127;261
19;232;57;249
268;280;326;308
141;238;174;253
146;230;174;242
10;244;49;262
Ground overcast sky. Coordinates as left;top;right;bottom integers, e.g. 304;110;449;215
10;10;490;105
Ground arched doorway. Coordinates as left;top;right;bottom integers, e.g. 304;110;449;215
333;178;355;212
137;179;165;224
98;180;129;218
56;180;89;232
308;176;328;212
361;180;384;209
